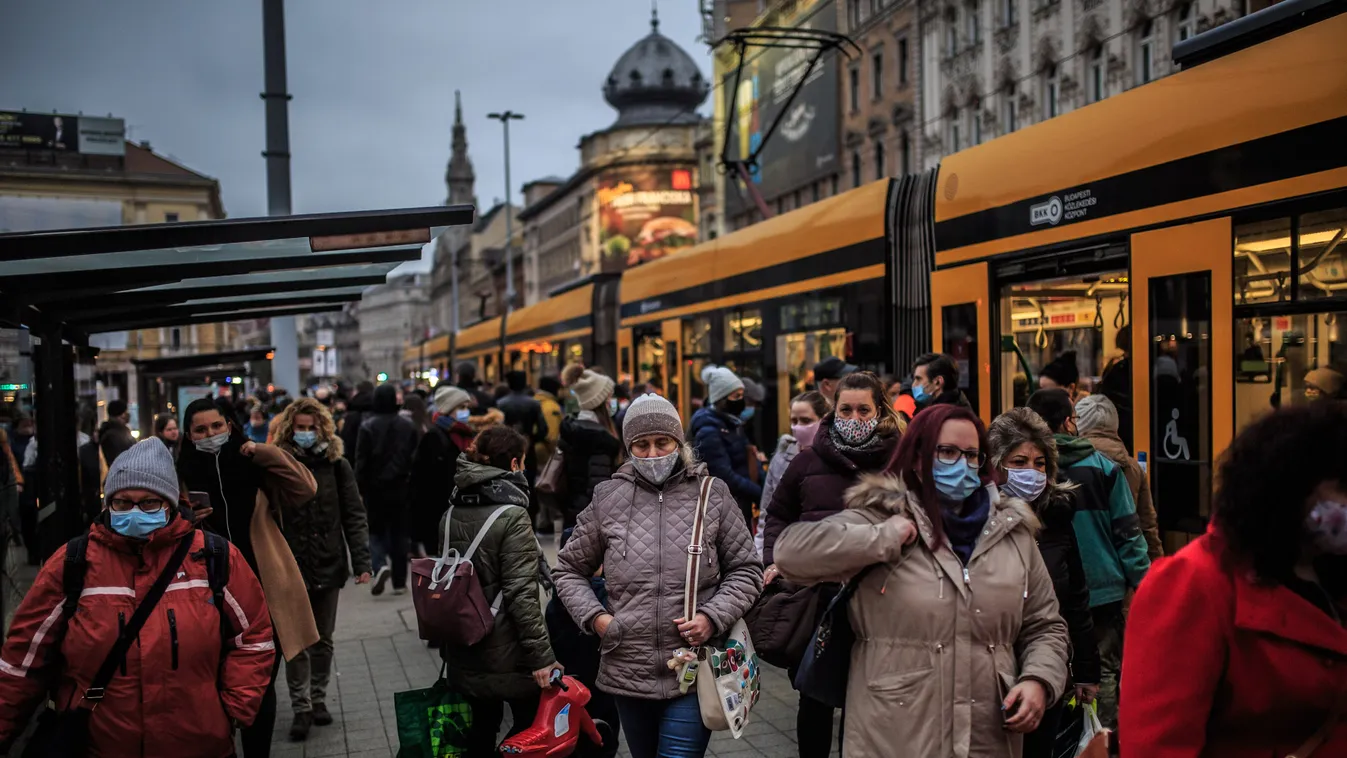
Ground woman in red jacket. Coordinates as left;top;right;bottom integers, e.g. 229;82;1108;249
1121;401;1347;757
0;439;275;757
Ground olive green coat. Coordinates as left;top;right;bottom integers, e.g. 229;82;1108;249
437;458;555;700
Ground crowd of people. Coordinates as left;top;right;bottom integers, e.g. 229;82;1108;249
0;348;1343;758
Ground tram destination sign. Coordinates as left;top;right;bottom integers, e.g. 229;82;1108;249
0;111;126;156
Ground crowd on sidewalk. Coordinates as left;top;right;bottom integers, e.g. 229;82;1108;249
0;351;1345;758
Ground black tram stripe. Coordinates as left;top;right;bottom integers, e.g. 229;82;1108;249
619;237;887;320
934;115;1347;252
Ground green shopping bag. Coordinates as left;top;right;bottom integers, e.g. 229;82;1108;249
394;665;473;758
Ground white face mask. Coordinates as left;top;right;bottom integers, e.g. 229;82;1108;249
193;431;230;454
1306;500;1347;554
631;450;679;486
1002;468;1048;502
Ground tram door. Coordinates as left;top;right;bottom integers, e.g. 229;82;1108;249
930;263;992;424
774;328;848;435
1131;218;1233;551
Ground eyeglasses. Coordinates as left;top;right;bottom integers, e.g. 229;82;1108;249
108;497;169;513
935;445;985;467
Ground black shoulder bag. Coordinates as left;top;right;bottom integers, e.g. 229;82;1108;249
23;532;196;758
792;563;883;710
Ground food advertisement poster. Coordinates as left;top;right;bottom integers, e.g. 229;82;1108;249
596;167;698;272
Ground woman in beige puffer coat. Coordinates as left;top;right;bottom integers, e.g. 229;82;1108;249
555;394;762;758
775;404;1068;758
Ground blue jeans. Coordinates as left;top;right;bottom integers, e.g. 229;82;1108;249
614;693;711;758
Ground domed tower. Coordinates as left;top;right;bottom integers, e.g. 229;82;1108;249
603;9;710;129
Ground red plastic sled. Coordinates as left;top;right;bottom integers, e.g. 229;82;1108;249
498;673;609;757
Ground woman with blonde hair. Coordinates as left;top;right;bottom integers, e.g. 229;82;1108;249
272;397;372;740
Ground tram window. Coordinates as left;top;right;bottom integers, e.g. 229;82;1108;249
569;342;585;369
636;331;666;394
1235;310;1347;432
1298;208;1347;301
941;303;980;416
780;297;843;331
684;316;712;356
782;328;847;398
725;308;763;352
1149;272;1212;534
1234;217;1293;305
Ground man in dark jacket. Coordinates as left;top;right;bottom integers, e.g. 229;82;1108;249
812;355;857;402
1027;388;1150;730
457;362;496;413
556;371;620;532
355;383;419;595
339;381;375;464
99;400;136;467
911;352;974;413
690;366;761;526
409;385;476;548
497;371;549;524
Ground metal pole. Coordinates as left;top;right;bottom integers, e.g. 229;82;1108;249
261;0;300;394
487;111;524;313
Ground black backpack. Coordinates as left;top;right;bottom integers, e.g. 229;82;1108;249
61;528;233;640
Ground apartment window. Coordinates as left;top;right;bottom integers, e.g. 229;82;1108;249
164;212;179;222
1088;45;1105;103
900;131;911;174
851;151;863;187
898;37;909;85
1002;89;1018;133
1175;2;1196;42
946;12;959;54
949;111;962;153
967;1;981;45
875;141;886;179
831;174;840;195
970;103;983;145
1003;0;1017;26
872;49;884;98
848;0;861;29
870;0;883;13
1137;20;1157;85
812;181;821;202
1042;65;1059;119
849;67;861;112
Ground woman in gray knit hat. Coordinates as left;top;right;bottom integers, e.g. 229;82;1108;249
556;370;622;531
555;393;762;758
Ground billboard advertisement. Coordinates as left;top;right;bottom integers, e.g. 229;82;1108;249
0;111;125;156
723;0;839;214
595;167;698;273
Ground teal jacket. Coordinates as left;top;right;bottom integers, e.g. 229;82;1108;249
1055;435;1151;607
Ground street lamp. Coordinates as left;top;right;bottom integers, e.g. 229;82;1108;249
486;110;524;313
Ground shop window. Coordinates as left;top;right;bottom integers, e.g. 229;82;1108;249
1149;272;1212;534
1298;208;1347;300
725;308;763;352
942;303;980;415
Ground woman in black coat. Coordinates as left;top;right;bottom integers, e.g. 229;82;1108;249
555;370;621;533
988;407;1100;758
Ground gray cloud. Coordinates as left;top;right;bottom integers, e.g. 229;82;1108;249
1;0;710;224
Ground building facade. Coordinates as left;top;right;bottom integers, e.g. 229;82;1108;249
0;123;226;420
359;273;431;381
520;12;708;300
841;0;919;189
917;0;1253;169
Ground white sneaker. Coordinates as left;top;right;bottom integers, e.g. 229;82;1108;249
371;565;391;596
392;587;407;596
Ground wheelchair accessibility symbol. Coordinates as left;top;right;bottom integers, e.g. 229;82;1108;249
1163;408;1190;460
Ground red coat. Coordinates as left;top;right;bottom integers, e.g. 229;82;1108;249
0;514;275;757
1121;530;1347;757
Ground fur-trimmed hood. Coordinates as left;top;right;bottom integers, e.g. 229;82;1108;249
844;472;1040;535
468;407;505;434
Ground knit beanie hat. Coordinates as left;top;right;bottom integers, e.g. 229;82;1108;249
1074;394;1119;436
703;366;744;404
622;393;685;448
1306;367;1345;397
571;370;615;412
104;439;180;506
434;385;472;415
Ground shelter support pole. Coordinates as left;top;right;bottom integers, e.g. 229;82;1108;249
32;331;81;559
262;0;300;394
137;370;154;435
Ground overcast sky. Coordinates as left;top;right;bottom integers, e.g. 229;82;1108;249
1;0;710;227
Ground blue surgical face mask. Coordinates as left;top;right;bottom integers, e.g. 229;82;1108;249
454;408;472;422
109;507;169;539
740;406;756;422
293;431;317;449
609;398;620;415
932;458;981;502
912;383;929;403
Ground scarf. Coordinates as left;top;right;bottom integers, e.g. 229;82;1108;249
827;420;885;457
940;487;990;566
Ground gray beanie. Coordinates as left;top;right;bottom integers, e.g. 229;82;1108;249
434;385;472;415
1075;394;1119;435
571;370;615;412
622;393;685;448
704;366;744;404
104;438;180;505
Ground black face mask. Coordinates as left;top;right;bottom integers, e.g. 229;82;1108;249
721;397;746;416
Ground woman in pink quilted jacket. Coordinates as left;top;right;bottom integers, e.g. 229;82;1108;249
555;393;763;758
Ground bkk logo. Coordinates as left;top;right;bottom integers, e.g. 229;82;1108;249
1030;196;1063;226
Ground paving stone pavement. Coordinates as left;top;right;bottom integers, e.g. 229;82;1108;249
270;537;840;758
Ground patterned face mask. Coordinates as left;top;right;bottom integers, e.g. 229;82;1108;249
1306;500;1347;554
833;416;879;444
632;450;679;486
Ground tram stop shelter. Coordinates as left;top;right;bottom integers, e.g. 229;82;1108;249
0;204;473;558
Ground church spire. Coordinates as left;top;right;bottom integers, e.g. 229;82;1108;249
446;89;475;206
651;1;659;32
